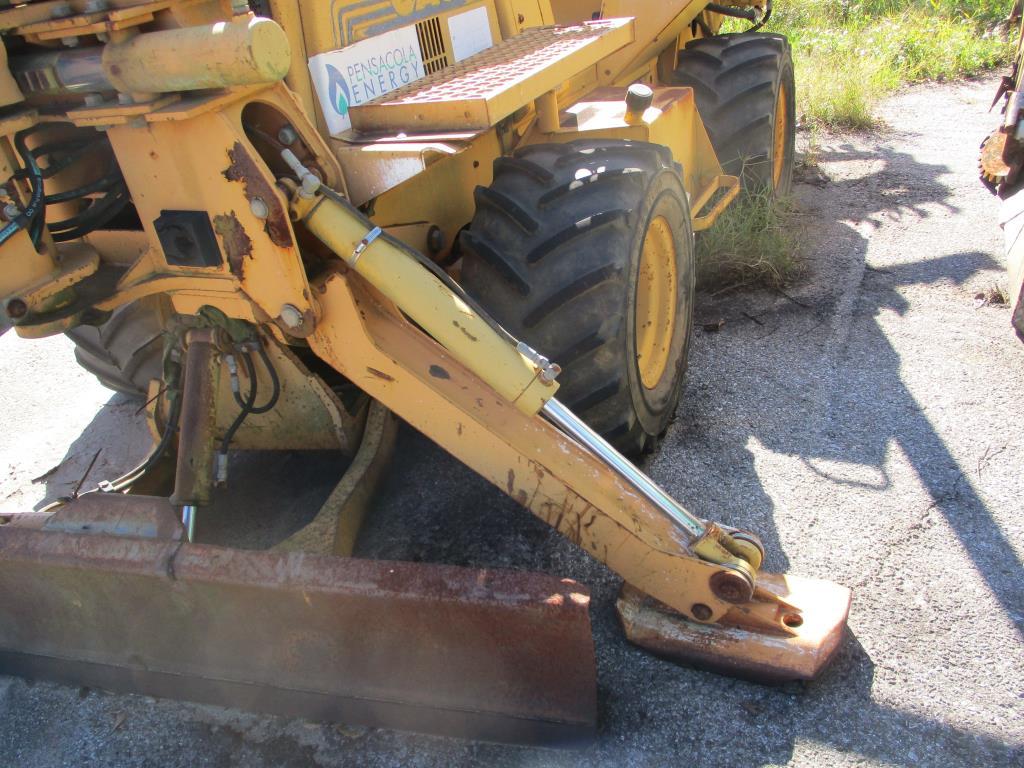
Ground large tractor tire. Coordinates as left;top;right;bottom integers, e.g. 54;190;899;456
461;140;695;456
669;32;796;195
66;296;167;397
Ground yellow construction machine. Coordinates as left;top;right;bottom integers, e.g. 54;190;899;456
0;0;850;745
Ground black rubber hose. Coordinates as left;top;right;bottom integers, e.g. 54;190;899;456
0;129;46;247
93;391;183;494
230;343;281;415
705;3;758;21
248;342;280;414
749;0;772;31
220;353;259;460
44;171;121;204
49;189;129;241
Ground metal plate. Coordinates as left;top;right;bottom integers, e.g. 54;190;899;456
0;526;597;745
617;573;851;683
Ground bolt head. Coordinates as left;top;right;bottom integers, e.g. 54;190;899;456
426;225;445;255
690;603;712;622
277;125;298;146
3;202;20;221
250;197;270;220
5;298;27;319
709;569;754;604
279;304;304;329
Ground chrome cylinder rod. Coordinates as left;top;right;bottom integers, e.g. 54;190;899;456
181;505;197;543
541;398;707;540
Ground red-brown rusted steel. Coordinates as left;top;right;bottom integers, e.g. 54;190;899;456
617;573;851;683
5;494;184;538
171;327;219;509
0;525;597;745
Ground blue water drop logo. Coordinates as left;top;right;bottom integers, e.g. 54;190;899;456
327;64;350;117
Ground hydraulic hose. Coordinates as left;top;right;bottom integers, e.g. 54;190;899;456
219;340;281;483
231;343;280;415
0;128;45;247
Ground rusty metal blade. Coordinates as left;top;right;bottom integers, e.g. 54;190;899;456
617;573;851;683
0;527;596;746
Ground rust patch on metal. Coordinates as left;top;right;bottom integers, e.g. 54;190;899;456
366;367;395;382
617;574;851;683
212;212;253;278
224;142;293;249
0;526;598;745
428;365;450;379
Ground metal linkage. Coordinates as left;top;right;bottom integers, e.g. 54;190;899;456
541;398;707;541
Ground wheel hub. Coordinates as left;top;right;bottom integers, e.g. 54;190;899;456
773;82;789;189
636;215;677;390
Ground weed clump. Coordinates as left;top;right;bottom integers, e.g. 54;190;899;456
695;191;801;289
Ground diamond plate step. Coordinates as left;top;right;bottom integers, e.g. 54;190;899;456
349;18;634;133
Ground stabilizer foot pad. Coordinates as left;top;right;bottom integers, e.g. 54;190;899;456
617;573;851;682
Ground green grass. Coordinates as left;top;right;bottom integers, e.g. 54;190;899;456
695;191;801;289
756;0;1016;128
696;0;1014;289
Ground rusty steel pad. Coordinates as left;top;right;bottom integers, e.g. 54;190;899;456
617;573;852;683
0;526;597;746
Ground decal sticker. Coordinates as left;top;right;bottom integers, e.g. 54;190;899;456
447;6;492;62
309;24;426;136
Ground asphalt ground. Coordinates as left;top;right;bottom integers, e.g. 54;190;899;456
1;76;1022;767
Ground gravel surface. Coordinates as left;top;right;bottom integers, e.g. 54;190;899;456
1;76;1022;768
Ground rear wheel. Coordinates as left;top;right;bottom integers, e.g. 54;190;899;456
461;140;695;456
66;296;167;397
669;32;796;195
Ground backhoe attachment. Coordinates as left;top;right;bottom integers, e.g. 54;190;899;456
285;160;851;683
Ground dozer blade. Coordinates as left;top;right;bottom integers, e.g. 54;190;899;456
617;574;851;683
0;525;596;746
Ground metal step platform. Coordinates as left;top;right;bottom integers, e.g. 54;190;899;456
349;18;634;133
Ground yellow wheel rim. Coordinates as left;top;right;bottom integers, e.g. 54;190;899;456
772;82;788;189
635;215;677;390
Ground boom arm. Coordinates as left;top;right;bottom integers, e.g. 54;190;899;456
289;160;849;679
